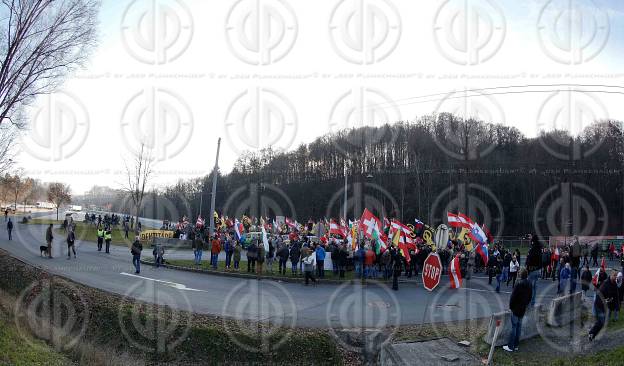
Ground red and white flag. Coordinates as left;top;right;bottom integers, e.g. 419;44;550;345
196;215;205;228
389;219;414;245
592;257;606;287
447;212;462;228
458;213;474;228
329;219;346;238
450;254;463;289
285;217;296;230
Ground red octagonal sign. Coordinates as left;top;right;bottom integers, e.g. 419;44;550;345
422;253;442;291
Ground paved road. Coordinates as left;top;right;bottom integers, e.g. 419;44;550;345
1;219;572;329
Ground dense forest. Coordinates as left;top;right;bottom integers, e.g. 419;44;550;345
88;113;624;238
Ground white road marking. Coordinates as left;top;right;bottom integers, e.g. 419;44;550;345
120;272;208;292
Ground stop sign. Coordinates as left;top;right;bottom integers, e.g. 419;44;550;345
422;253;442;291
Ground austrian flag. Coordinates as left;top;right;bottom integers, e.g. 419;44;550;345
450;255;462;288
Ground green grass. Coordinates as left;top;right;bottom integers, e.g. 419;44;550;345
21;218;63;225
46;222;134;247
551;346;624;366
158;258;358;281
0;311;73;366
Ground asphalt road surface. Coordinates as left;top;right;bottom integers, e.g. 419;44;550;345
1;217;569;329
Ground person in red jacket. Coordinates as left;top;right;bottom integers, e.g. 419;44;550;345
211;236;221;270
364;246;377;278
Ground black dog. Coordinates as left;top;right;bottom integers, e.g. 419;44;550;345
40;246;49;257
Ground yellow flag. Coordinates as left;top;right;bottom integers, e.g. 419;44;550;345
392;228;401;247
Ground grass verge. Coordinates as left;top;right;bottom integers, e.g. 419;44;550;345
0;249;349;365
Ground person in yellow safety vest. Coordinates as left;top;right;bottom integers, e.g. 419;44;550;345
104;227;112;253
97;226;104;252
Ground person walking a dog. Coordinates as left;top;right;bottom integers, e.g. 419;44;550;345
45;223;54;258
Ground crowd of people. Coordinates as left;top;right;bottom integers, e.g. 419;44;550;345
26;212;624;353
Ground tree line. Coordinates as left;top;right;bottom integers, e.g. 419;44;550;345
83;114;623;238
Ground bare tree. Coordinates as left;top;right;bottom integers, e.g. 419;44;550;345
47;182;71;220
124;143;153;230
0;0;99;129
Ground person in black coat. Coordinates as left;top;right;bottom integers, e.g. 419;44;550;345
590;271;619;340
336;244;348;279
289;242;300;275
390;246;403;291
503;268;532;352
277;244;289;275
525;234;543;306
580;265;592;297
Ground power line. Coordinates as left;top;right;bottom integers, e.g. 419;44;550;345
363;84;624;110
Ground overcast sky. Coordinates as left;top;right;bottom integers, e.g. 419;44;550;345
16;0;624;194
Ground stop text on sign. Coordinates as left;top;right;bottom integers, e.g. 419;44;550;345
424;263;440;280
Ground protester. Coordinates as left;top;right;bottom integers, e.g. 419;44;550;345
154;245;164;267
525;234;543;306
131;236;143;274
247;239;258;273
6;218;12;240
233;240;241;271
508;255;519;287
224;235;234;269
364;245;376;278
266;238;275;273
257;241;265;274
390;246;403;291
336;243;348;279
381;248;392;280
302;246;316;286
503;268;532;352
581;264;592;298
590;270;619;341
316;243;326;278
289;242;300;275
45;223;54;258
558;262;571;295
192;235;204;265
211;236;221;270
570;237;582;292
492;254;502;292
66;228;76;259
354;244;365;278
277;243;289;275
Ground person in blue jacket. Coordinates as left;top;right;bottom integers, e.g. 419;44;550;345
315;244;326;278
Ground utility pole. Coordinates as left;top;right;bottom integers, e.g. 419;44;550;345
209;138;221;238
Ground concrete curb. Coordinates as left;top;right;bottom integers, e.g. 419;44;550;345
140;259;422;286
